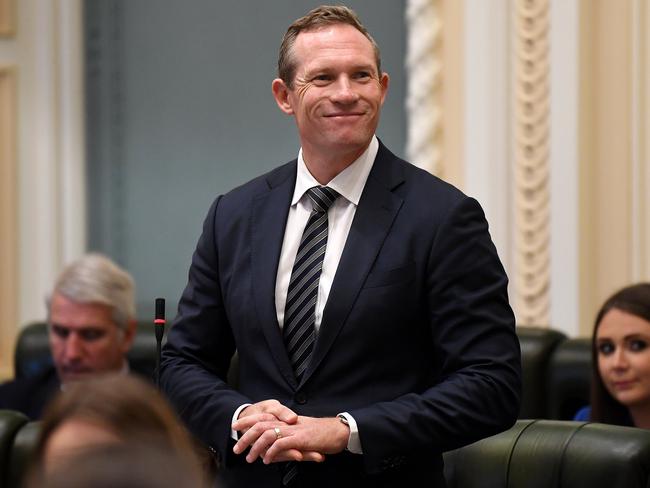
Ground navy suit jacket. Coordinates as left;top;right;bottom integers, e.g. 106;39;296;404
161;142;521;487
0;367;60;420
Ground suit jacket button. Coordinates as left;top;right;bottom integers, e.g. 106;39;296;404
294;392;307;404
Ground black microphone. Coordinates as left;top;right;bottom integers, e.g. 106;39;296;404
154;298;166;388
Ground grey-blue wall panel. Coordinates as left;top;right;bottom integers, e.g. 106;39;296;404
85;0;407;320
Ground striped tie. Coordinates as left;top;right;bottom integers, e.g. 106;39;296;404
283;186;339;382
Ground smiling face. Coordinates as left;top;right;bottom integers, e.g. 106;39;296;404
596;308;650;410
49;293;135;384
272;23;389;178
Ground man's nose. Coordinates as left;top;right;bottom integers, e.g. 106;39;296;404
63;333;84;360
330;76;359;104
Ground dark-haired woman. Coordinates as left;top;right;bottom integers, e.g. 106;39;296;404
575;283;650;427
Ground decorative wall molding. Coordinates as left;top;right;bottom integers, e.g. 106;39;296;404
513;0;551;325
0;66;17;377
405;0;442;175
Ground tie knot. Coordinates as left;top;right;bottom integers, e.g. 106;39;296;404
307;186;339;213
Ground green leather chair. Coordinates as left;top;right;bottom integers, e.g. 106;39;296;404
5;421;39;488
444;419;650;488
517;326;567;419
13;323;52;379
0;410;33;488
546;338;592;419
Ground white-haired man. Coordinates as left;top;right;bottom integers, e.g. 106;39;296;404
0;253;137;419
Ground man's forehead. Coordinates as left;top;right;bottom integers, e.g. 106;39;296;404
50;321;113;331
50;296;117;329
294;24;374;55
51;293;111;312
293;34;377;79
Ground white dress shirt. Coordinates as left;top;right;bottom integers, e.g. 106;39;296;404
232;136;379;454
274;136;378;332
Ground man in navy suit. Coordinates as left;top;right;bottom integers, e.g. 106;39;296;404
161;5;521;487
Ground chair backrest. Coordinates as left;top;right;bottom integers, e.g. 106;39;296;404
14;322;161;381
517;326;566;418
546;337;592;419
14;324;52;379
0;410;30;488
444;419;650;488
6;421;39;488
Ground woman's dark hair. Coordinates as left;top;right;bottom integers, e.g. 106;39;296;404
589;283;650;424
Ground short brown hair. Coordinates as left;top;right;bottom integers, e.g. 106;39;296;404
278;5;382;89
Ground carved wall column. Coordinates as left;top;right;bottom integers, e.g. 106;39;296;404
406;0;463;188
513;0;551;325
406;0;442;175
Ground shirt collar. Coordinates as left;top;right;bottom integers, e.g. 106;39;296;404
292;135;378;206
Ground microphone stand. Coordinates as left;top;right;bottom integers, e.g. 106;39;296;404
154;298;166;388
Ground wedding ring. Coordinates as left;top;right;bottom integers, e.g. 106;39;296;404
274;427;282;439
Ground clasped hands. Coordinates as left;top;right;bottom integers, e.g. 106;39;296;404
232;399;349;464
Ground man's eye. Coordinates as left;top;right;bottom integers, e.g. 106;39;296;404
312;74;331;83
51;325;70;339
630;340;647;352
597;342;615;355
80;330;105;341
353;71;371;79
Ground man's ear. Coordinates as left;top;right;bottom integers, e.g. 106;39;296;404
379;72;390;106
272;78;294;115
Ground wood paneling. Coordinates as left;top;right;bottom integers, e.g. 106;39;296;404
0;66;17;378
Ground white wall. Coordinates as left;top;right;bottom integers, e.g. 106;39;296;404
5;0;86;326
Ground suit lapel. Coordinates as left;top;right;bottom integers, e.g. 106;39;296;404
302;143;405;385
251;162;298;389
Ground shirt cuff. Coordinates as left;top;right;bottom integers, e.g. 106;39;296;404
231;403;252;440
338;412;362;454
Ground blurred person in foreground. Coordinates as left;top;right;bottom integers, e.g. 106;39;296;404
0;253;137;419
31;443;204;488
27;374;208;487
161;4;521;487
575;283;650;427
